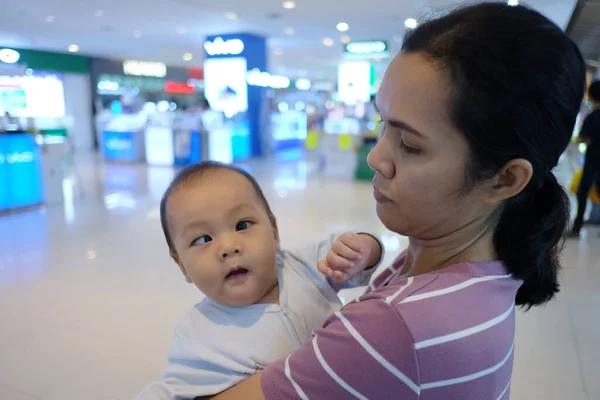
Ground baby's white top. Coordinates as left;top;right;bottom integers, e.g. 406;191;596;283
135;232;382;399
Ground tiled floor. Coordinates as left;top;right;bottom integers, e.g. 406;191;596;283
0;151;597;400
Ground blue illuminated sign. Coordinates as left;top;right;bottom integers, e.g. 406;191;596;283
0;134;44;211
204;33;267;159
102;131;136;161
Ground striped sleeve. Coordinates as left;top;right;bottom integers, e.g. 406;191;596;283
261;298;420;400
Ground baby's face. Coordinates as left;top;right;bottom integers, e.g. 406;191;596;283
166;169;280;307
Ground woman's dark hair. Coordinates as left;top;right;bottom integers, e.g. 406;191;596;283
403;3;586;308
589;81;600;103
159;161;275;253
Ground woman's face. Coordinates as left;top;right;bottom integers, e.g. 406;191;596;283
368;52;493;240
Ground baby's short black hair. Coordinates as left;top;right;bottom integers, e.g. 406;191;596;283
159;161;275;252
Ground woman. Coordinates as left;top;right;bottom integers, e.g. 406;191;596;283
570;81;600;237
213;3;585;399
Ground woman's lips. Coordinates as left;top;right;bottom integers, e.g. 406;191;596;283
373;187;391;203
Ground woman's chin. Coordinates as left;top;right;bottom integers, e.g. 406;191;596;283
376;206;409;236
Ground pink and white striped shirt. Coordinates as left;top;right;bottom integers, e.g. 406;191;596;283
261;254;522;399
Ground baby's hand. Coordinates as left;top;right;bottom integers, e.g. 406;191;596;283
318;232;380;283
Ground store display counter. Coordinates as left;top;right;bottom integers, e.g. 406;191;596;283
101;130;145;163
0;133;45;212
145;127;202;167
272;111;308;152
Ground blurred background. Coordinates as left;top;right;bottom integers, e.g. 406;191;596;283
0;1;599;399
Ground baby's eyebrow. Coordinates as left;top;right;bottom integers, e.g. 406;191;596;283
181;219;210;237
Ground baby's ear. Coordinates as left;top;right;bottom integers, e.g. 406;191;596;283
271;218;281;250
171;251;193;283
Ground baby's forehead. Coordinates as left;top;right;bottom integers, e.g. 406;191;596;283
182;168;254;193
167;169;261;214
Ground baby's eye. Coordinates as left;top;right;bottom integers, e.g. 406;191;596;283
236;221;253;231
193;235;212;245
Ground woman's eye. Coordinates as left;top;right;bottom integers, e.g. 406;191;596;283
401;141;422;155
193;235;212;245
236;221;253;231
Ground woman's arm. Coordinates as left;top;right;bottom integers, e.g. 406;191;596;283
211;373;265;400
209;298;419;400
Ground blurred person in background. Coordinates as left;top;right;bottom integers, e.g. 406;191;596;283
206;3;586;399
570;81;600;237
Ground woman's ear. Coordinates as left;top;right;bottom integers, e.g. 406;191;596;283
484;158;534;204
171;251;193;283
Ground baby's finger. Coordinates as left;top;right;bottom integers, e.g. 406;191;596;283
332;239;362;261
326;252;355;269
318;260;333;276
333;270;351;283
339;232;367;254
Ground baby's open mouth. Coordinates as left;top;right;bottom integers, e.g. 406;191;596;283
226;267;249;280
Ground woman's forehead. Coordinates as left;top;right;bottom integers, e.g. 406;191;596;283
377;52;465;148
377;53;451;120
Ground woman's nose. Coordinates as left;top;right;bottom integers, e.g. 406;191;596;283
367;140;394;178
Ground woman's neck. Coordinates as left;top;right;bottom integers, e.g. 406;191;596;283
401;217;497;277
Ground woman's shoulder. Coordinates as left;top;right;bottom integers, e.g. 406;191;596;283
352;259;521;347
363;257;518;304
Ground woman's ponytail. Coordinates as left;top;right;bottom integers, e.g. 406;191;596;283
493;172;569;308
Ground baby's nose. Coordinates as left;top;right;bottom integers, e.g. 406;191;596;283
222;246;241;258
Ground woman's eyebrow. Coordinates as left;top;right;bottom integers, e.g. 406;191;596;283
374;101;425;137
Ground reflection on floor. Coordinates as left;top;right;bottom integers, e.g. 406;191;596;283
0;152;598;400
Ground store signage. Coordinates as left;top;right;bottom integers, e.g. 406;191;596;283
338;61;371;105
204;37;245;56
345;40;388;55
295;78;311;91
106;138;132;151
97;80;120;92
0;49;20;64
0;151;34;164
102;131;137;161
123;60;167;78
246;69;290;89
164;81;195;94
313;81;335;92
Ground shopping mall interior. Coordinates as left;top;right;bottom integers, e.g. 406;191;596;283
1;0;599;399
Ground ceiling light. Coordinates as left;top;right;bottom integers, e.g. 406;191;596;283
340;35;351;44
177;27;187;35
225;11;239;20
322;37;334;47
183;53;193;61
0;49;20;64
95;10;104;17
133;31;143;38
45;15;55;22
284;27;295;35
404;18;418;29
282;1;296;9
508;0;519;5
336;22;349;32
67;44;80;53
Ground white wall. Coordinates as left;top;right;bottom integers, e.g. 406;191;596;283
63;73;94;153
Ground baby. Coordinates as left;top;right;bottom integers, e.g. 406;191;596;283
136;161;383;399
